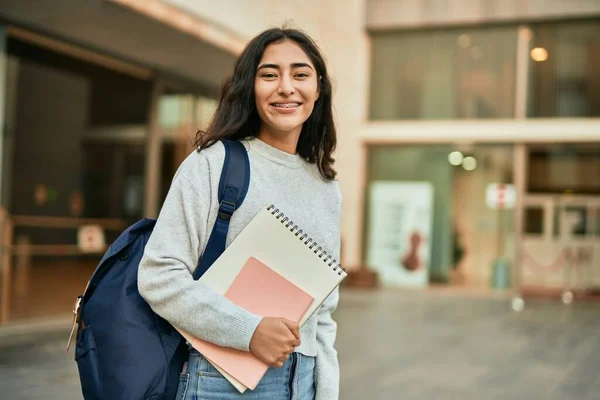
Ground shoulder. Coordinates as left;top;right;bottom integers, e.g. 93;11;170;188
327;179;343;214
309;165;343;200
300;161;342;192
304;164;343;214
174;142;227;184
324;177;342;203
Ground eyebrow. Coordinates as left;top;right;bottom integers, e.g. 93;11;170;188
257;62;314;71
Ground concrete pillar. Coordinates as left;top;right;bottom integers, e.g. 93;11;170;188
144;79;164;218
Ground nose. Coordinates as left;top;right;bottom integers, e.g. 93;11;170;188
278;75;295;96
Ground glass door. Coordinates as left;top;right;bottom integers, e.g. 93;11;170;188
0;34;152;322
521;195;600;295
519;143;600;298
0;24;10;323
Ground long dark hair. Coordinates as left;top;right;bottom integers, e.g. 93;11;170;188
194;27;337;180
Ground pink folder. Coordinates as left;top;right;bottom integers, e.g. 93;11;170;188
189;257;314;390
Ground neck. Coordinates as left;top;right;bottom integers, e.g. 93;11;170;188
257;125;301;155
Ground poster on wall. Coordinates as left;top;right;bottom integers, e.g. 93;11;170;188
366;181;434;288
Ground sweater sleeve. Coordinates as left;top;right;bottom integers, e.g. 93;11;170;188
314;185;343;399
314;286;340;400
138;157;262;351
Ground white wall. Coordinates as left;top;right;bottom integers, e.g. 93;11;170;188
367;0;600;29
163;0;370;269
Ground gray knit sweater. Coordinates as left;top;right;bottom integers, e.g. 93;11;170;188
138;137;342;399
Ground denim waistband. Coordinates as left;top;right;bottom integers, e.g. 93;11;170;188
181;348;315;399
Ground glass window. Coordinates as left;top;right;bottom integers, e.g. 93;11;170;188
553;205;588;238
157;94;218;207
524;207;544;235
364;145;454;285
82;142;145;223
592;208;600;236
2;37;151;322
564;206;588;237
369;27;517;120
527;144;600;195
528;20;600;117
364;144;514;289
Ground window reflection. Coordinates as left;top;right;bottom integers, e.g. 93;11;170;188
593;208;600;237
553;206;588;238
365;144;514;288
369;27;517;120
527;144;600;195
528;20;600;117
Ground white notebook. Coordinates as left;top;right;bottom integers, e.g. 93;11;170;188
179;204;346;392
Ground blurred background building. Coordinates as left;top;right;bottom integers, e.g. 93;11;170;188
0;0;599;326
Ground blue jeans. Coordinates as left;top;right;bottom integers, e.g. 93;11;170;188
176;349;316;400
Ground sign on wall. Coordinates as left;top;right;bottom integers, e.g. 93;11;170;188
366;181;434;287
486;183;516;209
78;225;106;253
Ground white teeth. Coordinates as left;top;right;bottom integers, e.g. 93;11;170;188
272;103;299;108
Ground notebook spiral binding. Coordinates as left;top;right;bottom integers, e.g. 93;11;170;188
267;204;346;276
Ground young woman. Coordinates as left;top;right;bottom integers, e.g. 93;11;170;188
138;27;341;400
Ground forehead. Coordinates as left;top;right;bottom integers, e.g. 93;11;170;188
259;40;314;67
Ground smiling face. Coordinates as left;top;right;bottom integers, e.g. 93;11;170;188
254;39;320;147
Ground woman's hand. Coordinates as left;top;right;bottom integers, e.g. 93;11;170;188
249;317;301;368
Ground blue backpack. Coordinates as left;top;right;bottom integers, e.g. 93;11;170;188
69;140;251;400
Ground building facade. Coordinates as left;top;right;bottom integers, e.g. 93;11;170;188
0;0;238;323
363;1;600;296
0;0;599;324
161;0;600;296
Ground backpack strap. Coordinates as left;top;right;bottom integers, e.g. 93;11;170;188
193;139;250;279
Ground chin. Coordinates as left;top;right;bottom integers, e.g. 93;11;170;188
278;125;303;133
270;120;305;133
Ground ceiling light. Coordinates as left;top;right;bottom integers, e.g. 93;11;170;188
530;47;548;62
448;151;464;166
457;34;471;48
462;156;477;171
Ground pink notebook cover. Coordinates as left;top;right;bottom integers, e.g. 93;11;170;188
189;257;314;390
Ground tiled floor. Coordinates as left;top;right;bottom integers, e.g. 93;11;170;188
337;290;600;400
1;289;600;399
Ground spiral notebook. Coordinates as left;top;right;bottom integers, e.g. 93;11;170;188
179;204;346;392
184;257;314;390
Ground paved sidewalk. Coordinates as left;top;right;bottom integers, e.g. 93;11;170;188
1;289;600;399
